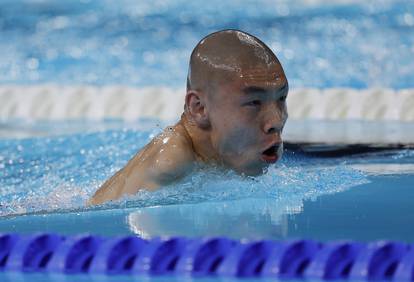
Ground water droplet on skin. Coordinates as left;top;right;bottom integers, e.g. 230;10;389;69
162;137;170;144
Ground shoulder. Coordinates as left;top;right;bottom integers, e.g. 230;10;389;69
145;124;196;185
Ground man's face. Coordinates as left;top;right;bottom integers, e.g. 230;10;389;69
207;64;288;175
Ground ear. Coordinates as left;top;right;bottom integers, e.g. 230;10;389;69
185;90;210;129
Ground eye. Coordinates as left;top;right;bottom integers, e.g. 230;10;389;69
246;100;262;106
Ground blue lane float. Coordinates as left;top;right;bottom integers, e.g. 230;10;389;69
0;233;413;281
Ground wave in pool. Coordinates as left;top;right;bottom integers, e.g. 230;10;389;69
0;124;370;217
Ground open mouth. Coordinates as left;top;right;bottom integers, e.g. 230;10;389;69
261;145;279;163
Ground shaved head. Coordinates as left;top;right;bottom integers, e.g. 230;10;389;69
187;29;284;95
181;29;288;176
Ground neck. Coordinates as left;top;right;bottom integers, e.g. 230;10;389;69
179;113;220;164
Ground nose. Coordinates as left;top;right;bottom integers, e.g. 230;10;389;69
262;106;286;135
264;123;280;135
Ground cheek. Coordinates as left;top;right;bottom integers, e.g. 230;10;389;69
209;105;260;156
217;123;258;156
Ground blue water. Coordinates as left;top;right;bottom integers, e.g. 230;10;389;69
1;1;414;281
0;121;414;282
0;119;369;217
0;120;413;241
0;0;413;88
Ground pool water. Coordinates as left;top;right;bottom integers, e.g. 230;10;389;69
1;0;414;281
0;119;366;216
1;0;414;88
0;121;413;282
0;120;413;242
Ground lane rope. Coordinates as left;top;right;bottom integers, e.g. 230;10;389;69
0;233;413;280
1;85;414;121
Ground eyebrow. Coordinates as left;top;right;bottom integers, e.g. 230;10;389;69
242;84;288;95
242;86;267;95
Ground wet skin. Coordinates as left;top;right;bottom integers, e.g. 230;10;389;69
206;67;288;175
89;30;288;205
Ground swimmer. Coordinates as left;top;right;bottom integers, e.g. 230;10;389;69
89;29;288;205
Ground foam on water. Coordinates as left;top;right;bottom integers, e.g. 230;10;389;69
0;121;370;217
